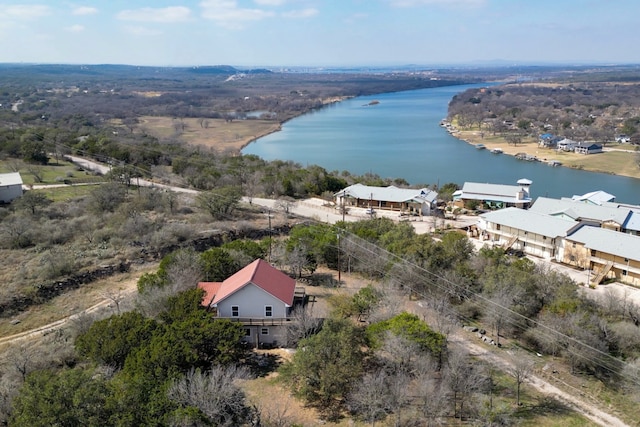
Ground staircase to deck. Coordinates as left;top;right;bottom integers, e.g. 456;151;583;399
591;261;614;285
503;235;519;250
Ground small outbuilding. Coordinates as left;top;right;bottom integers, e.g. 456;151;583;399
0;172;23;203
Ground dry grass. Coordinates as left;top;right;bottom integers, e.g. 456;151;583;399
0;264;156;339
132;116;282;154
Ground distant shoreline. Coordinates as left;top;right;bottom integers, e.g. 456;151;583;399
444;124;640;180
239;96;350;153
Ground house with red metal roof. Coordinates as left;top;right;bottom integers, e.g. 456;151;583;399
198;259;303;347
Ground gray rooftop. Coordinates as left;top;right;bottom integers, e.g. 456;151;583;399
457;181;532;204
567;226;640;261
0;172;23;187
336;183;438;204
481;207;575;238
571;190;616;205
531;197;631;225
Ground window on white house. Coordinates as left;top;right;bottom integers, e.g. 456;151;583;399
232;306;239;317
265;306;273;317
244;328;251;336
261;328;269;335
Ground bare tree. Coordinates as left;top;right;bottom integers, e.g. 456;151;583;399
165;248;204;292
414;371;449;426
443;349;486;420
100;288;127;315
275;196;296;217
4;343;38;381
507;351;534;406
386;372;412;427
348;370;389;426
286;305;321;347
377;332;423;376
168;365;251;427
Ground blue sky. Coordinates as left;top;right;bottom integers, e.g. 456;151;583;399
0;0;637;67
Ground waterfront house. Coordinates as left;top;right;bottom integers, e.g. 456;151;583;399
198;259;304;347
538;133;562;148
335;183;438;216
452;179;533;210
564;226;640;286
574;142;603;155
0;172;23;203
478;207;576;260
571;190;616;205
557;138;578;151
477;198;640;285
529;197;637;233
616;134;631;143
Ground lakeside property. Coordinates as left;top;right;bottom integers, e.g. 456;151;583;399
445;126;640;180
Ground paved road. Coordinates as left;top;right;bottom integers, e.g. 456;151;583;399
65;155;640;306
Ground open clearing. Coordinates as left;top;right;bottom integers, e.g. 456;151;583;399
133;116;282;154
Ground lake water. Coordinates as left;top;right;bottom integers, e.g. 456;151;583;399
243;84;640;205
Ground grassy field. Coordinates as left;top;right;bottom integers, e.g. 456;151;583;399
454;130;640;180
131;116;282;154
0;159;105;186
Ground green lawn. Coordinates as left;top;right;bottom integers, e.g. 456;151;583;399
0;159;104;186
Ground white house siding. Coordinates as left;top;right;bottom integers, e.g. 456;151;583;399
243;325;288;347
216;283;288;319
486;223;558;260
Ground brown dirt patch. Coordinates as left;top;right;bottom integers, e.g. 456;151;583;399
0;264;156;340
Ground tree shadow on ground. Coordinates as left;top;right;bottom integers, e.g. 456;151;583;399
299;272;339;287
514;396;576;421
247;351;285;378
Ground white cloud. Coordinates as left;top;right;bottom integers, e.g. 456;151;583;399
0;4;50;19
72;6;98;16
117;6;191;23
65;24;85;32
123;25;163;36
200;0;275;28
254;0;286;5
387;0;485;7
282;8;318;18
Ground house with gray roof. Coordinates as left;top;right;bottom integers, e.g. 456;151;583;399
573;142;603;155
530;197;635;233
453;178;532;210
564;226;640;286
477;197;640;286
557;138;578;151
478;207;578;260
571;190;615;205
335;183;438;216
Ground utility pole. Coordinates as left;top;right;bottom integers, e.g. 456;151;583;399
267;209;272;263
337;233;341;283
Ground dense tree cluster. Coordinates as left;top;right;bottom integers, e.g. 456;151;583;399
448;81;640;144
276;220;640;423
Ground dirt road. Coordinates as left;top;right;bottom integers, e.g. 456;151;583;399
458;337;629;427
